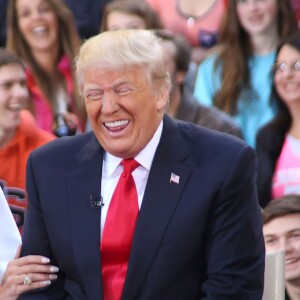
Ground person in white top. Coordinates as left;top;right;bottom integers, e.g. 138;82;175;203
0;186;21;281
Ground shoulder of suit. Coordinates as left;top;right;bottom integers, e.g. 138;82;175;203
30;131;96;158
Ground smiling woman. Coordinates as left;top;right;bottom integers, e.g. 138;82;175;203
256;32;300;208
100;0;163;32
6;0;86;135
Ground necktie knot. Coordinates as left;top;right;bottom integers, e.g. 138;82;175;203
121;159;139;176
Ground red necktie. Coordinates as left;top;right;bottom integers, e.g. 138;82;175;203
101;159;139;300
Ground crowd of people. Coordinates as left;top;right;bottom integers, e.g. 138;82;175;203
0;0;299;299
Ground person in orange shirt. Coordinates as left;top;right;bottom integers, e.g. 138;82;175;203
0;48;55;228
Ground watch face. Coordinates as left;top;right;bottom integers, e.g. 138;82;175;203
198;30;219;48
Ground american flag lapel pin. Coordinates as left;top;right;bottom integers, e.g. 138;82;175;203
170;172;180;184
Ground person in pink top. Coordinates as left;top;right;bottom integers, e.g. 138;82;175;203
256;32;300;208
145;0;227;64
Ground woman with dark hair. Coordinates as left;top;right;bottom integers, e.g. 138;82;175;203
100;0;163;32
6;0;86;135
193;0;298;147
256;32;300;208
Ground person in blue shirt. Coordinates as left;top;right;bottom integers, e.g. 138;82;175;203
193;0;298;147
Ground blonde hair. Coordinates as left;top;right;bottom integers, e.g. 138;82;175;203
75;29;171;95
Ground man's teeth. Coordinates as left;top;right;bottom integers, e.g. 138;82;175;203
105;120;129;128
286;258;299;265
9;104;22;112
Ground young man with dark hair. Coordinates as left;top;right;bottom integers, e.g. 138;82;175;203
263;195;300;300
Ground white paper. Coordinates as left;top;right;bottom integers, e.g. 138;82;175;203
262;250;285;300
0;187;21;282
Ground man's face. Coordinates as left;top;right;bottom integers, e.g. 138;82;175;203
0;63;28;133
263;213;300;281
82;65;168;158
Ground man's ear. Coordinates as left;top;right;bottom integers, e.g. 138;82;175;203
156;85;170;111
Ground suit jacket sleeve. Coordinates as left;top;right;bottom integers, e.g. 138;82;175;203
202;144;264;299
19;153;66;299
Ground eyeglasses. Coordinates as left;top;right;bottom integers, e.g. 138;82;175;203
274;60;300;73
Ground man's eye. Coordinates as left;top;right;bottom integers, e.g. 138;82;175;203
86;92;102;100
116;88;131;96
265;238;277;245
0;82;12;90
290;233;300;240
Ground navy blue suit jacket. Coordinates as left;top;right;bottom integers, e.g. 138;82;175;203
20;115;265;299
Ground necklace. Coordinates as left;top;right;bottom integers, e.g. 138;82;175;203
187;17;195;27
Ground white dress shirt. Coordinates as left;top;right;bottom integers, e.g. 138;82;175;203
0;187;21;283
100;121;163;236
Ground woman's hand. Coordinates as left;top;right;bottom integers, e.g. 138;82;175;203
0;246;59;300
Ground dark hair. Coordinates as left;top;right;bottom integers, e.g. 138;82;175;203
262;195;300;225
0;47;24;69
258;32;300;156
154;29;191;72
256;32;300;208
214;0;298;114
100;0;163;32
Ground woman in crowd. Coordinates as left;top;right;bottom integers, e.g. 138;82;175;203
145;0;227;65
99;0;202;95
256;32;300;208
6;0;86;135
100;0;163;32
193;0;298;147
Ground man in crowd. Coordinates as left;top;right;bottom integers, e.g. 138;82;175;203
263;195;300;300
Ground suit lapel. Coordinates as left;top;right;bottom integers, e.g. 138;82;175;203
66;134;104;300
122;116;193;299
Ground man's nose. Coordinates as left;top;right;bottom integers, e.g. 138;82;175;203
101;93;119;114
284;239;299;253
